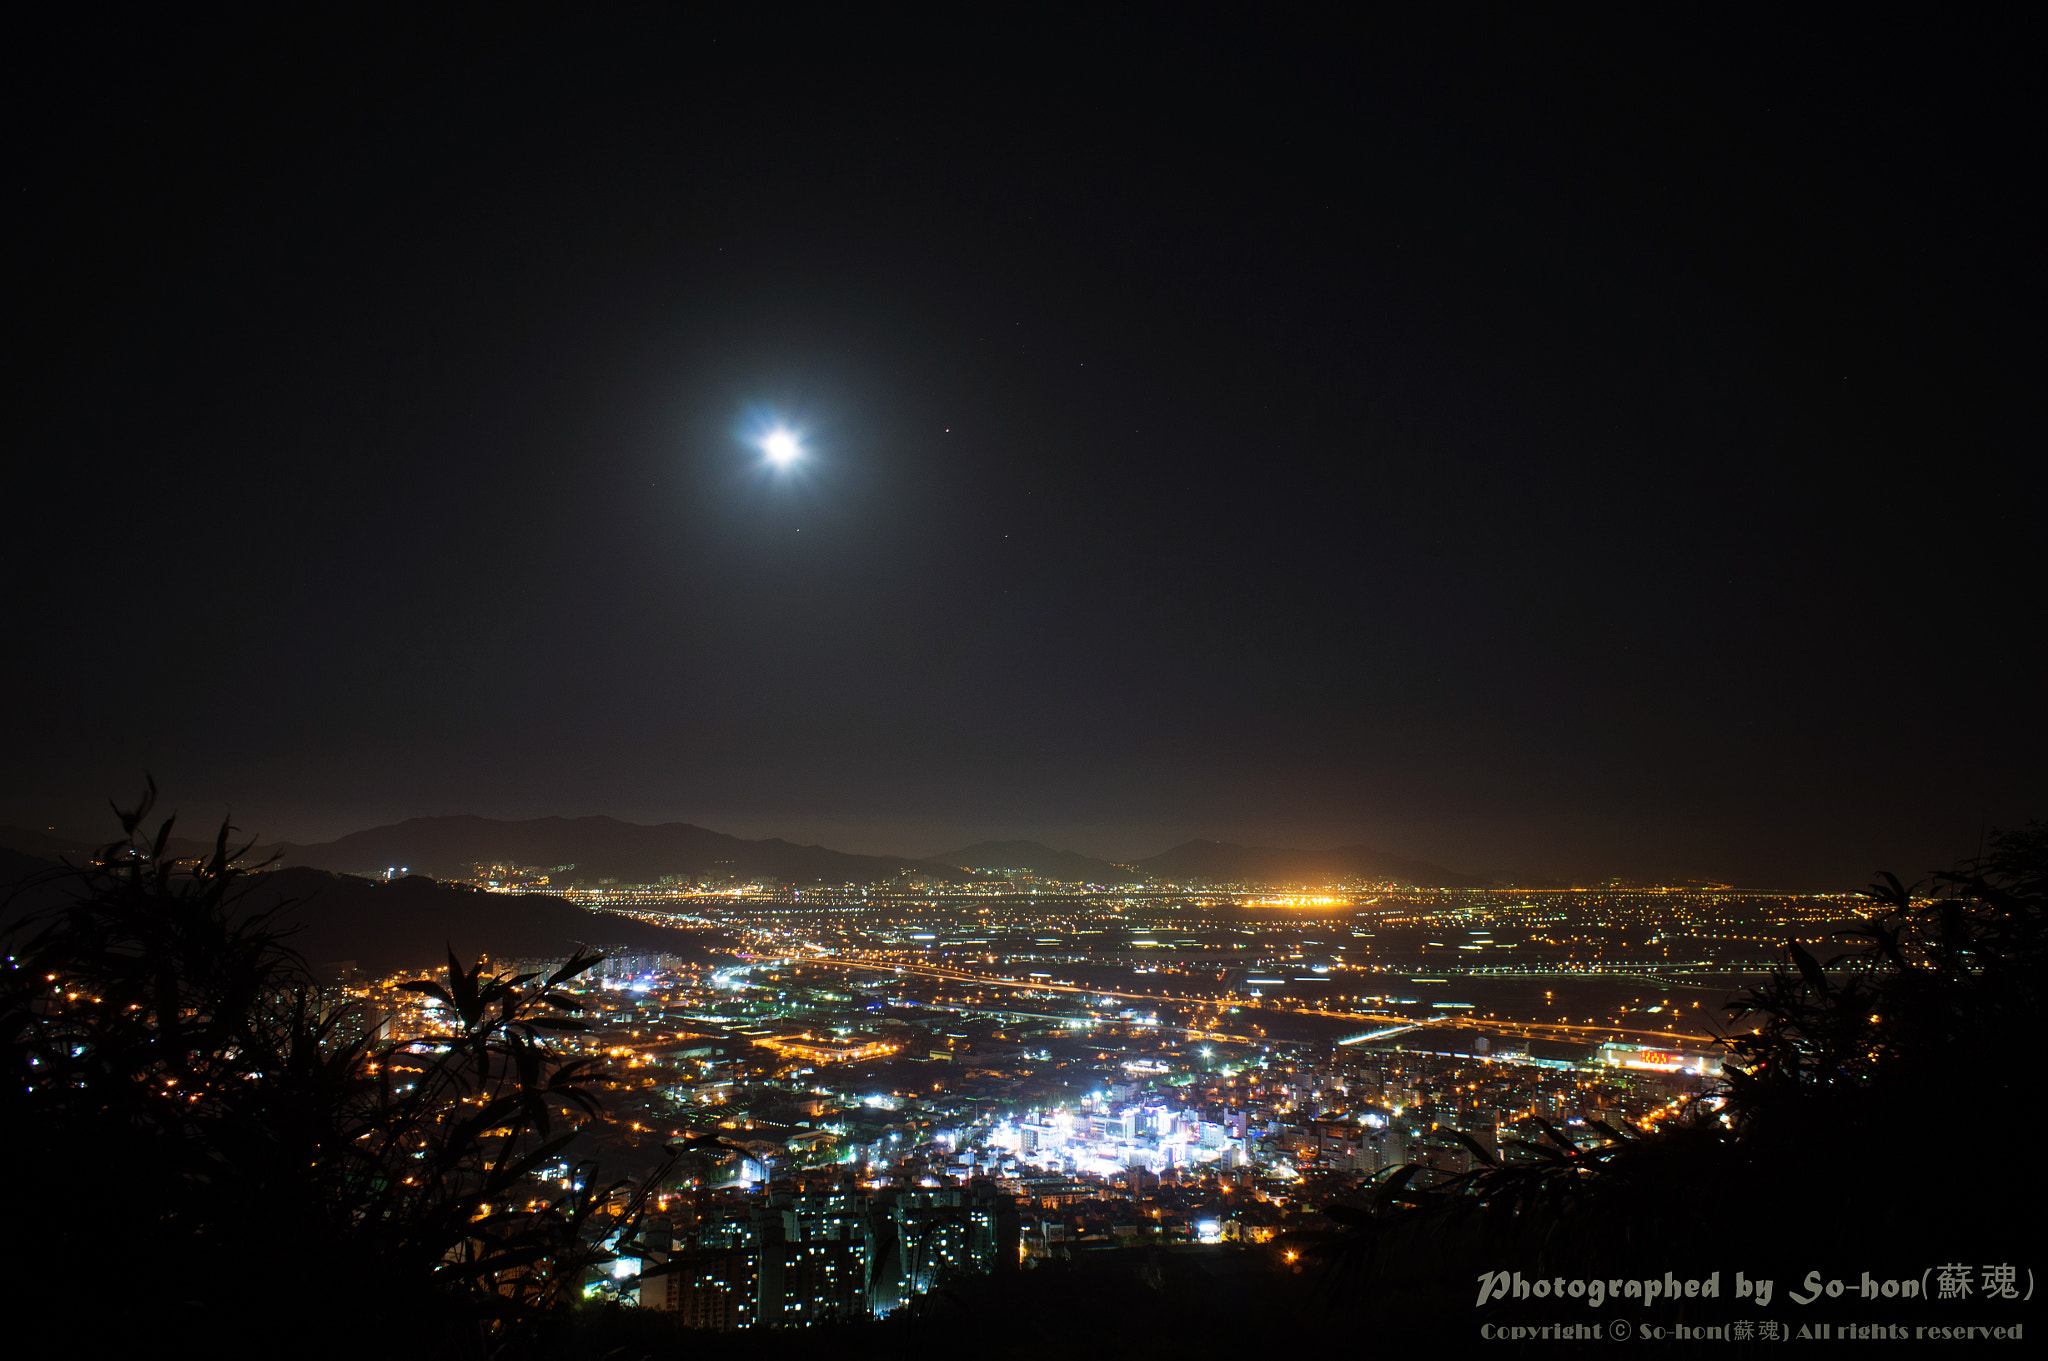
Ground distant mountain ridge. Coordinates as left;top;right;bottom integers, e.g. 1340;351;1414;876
256;818;1486;889
11;819;1481;890
1137;838;1482;887
277;814;969;887
932;840;1141;883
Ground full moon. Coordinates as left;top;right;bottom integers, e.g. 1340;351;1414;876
762;429;801;466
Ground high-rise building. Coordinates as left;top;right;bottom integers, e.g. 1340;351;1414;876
637;1178;1016;1331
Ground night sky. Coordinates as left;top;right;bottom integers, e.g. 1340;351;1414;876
7;9;2039;886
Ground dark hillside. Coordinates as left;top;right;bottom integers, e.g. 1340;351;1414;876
2;852;709;977
245;869;713;976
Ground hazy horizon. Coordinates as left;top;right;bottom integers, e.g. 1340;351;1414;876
9;791;2011;892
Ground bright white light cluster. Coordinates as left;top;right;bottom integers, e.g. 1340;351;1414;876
981;1095;1249;1179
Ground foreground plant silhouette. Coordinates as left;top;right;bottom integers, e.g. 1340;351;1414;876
0;781;654;1356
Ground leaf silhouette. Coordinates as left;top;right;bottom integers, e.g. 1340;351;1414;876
1787;939;1828;992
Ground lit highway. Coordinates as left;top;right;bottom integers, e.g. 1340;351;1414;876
789;954;1722;1048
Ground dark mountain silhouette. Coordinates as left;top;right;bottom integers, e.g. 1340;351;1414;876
0;849;712;977
1136;839;1482;887
276;814;970;887
931;840;1141;883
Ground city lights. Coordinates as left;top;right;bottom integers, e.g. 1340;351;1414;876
322;879;1839;1331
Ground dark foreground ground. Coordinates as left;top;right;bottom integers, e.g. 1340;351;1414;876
563;1245;1353;1361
